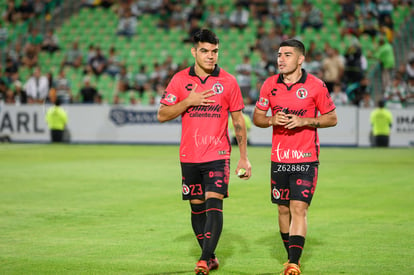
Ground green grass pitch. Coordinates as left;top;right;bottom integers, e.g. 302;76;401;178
0;144;413;274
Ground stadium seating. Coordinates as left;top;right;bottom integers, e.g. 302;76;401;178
3;1;413;104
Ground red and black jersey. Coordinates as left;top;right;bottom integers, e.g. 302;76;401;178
256;69;336;163
161;65;244;163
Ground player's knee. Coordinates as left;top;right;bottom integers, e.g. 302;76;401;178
206;197;223;212
206;191;224;200
289;201;308;217
278;204;290;216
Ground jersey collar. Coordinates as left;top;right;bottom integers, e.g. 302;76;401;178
189;65;220;80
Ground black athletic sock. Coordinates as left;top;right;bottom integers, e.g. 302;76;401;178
289;235;305;265
200;198;223;261
191;202;207;249
280;232;290;258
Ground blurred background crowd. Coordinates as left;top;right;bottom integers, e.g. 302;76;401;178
0;0;413;109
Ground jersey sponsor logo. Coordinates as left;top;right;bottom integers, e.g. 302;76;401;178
296;88;308;99
273;142;312;161
258;97;269;107
182;184;190;195
212;82;224;94
186;104;223;119
194;128;223;147
166;93;177;103
273;106;308;117
272;187;280;199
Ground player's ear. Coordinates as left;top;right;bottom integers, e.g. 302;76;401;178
191;47;197;58
298;54;305;65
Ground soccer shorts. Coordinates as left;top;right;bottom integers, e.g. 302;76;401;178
270;162;319;205
181;159;230;200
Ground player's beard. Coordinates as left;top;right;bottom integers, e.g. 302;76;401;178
196;59;216;75
279;63;300;76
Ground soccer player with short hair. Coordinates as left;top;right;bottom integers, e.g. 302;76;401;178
157;29;252;275
253;39;337;275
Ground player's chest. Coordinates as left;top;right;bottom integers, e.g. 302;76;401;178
184;78;229;102
268;85;315;114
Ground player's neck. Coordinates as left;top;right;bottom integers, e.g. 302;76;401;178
194;65;213;78
282;69;302;84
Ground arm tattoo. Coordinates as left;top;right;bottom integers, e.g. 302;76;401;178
310;121;320;128
234;124;244;144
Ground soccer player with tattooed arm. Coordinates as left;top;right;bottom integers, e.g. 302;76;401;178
253;39;337;275
157;29;251;275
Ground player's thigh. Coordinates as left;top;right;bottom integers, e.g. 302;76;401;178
181;163;204;200
202;159;230;198
289;163;319;205
270;162;291;205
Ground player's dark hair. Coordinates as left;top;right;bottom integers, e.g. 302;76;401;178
280;39;306;56
192;29;219;46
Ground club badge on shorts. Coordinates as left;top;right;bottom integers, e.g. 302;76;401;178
182;184;190;195
272;187;280;199
212;82;224;94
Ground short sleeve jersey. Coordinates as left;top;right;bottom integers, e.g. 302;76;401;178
256;69;336;164
161;65;244;163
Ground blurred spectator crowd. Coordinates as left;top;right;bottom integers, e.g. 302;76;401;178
0;0;413;109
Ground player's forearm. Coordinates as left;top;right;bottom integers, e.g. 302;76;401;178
253;115;272;128
232;114;249;159
253;109;272;128
303;109;337;128
157;101;191;122
235;126;248;158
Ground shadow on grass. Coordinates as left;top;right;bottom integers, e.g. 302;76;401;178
144;272;190;275
158;231;324;274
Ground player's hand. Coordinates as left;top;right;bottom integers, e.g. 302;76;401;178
186;84;215;106
270;111;290;126
235;159;252;180
284;114;304;129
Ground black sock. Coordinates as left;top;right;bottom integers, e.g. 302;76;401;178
280;232;290;259
200;198;223;261
289;235;305;265
191;202;206;249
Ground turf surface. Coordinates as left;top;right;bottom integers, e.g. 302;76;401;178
0;144;413;274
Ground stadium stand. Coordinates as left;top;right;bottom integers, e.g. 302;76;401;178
1;0;413;106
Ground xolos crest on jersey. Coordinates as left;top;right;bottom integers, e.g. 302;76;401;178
212;82;224;94
296;88;308;99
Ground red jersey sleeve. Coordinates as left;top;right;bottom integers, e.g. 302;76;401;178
315;81;336;114
255;77;273;111
228;77;245;112
160;75;181;106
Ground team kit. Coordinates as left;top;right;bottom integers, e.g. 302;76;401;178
158;30;337;275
